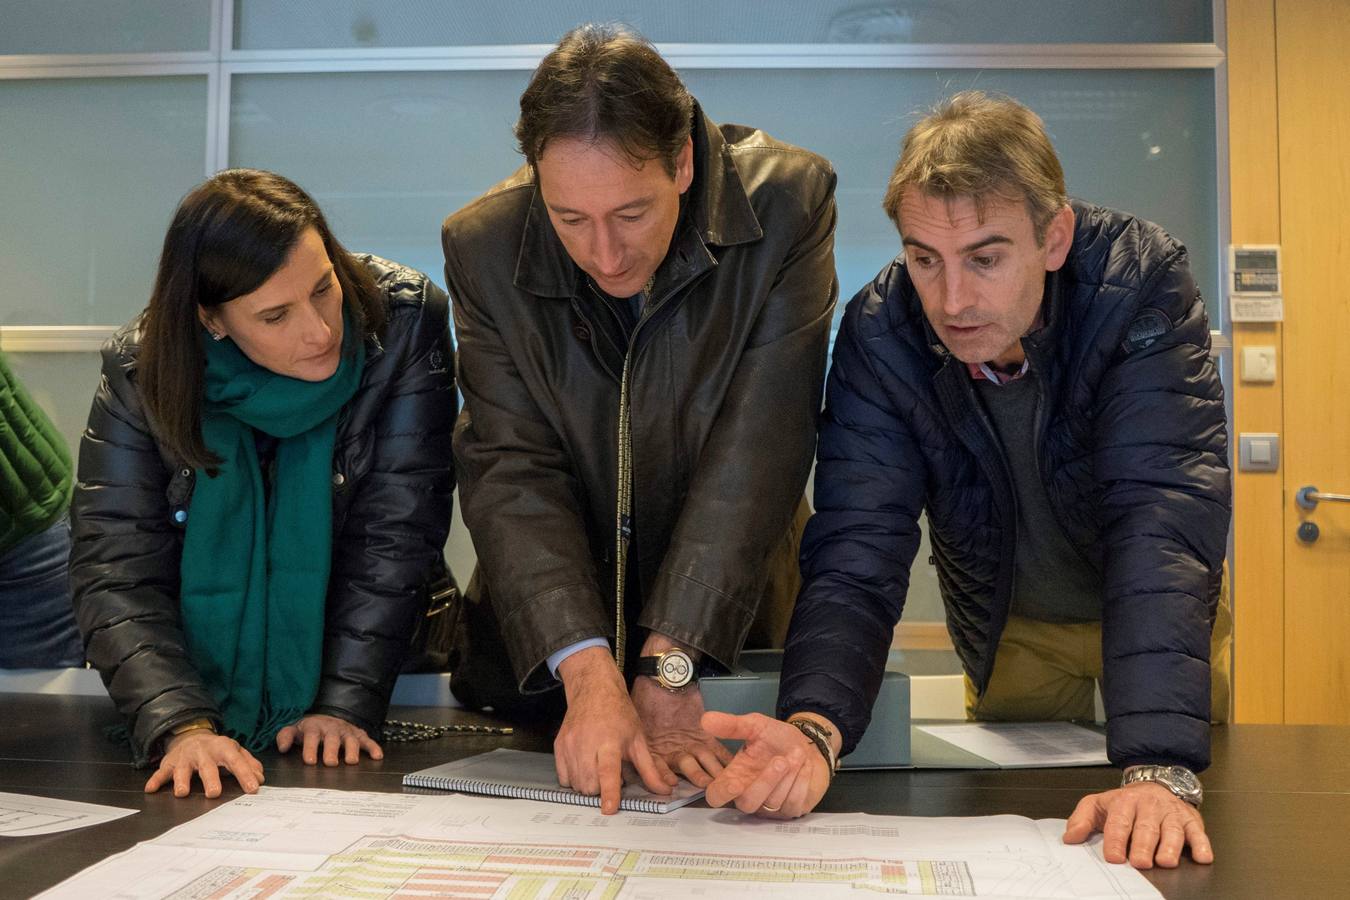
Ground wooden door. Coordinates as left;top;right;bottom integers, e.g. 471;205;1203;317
1275;0;1350;722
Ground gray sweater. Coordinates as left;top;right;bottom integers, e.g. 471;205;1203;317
975;369;1102;623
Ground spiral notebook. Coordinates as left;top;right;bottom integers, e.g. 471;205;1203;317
402;748;705;814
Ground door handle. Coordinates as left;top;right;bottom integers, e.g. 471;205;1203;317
1296;486;1350;510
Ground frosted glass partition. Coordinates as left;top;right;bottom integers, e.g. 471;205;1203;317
229;70;533;289
0;1;211;55
0;77;209;325
685;68;1220;322
231;69;1217;324
233;1;1211;50
0;2;1225;654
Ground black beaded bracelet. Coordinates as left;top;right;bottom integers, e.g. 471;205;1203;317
381;719;514;743
788;718;839;776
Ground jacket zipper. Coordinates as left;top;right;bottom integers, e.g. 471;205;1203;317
935;351;1020;696
590;263;709;674
614;350;634;669
610;280;658;674
968;379;1020;695
590;280;650;673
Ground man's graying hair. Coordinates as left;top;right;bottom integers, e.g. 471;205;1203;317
515;23;694;177
882;91;1068;243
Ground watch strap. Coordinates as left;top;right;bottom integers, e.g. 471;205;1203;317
789;717;839;777
1121;765;1203;806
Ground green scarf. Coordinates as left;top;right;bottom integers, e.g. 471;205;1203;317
180;313;364;752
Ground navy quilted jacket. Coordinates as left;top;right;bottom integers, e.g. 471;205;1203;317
778;201;1230;771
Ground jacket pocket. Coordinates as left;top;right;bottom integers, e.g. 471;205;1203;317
330;427;373;533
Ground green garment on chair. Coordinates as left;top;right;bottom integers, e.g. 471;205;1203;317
0;351;72;555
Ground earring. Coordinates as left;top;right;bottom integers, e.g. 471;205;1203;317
210;330;226;342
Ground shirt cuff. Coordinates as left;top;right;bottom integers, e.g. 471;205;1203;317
546;637;611;680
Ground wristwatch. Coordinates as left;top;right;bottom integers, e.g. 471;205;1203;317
1121;765;1203;806
635;648;697;691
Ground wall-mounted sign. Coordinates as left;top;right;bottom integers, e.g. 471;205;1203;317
1229;244;1283;322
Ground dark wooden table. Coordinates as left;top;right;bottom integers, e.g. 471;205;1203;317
2;693;1347;898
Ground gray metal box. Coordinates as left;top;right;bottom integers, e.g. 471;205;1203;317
701;650;910;769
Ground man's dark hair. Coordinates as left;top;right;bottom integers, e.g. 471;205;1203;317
515;23;694;176
138;168;385;471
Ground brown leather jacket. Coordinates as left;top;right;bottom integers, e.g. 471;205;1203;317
442;105;837;700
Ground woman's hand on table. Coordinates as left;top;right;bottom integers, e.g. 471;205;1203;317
144;731;264;799
276;714;383;766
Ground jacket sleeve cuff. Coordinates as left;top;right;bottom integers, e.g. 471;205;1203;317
308;703;379;737
497;582;611;691
130;687;222;768
1107;711;1211;773
140;707;223;769
309;676;386;737
638;569;756;671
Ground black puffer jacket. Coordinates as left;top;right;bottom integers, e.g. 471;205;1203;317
70;256;456;766
778;202;1230;772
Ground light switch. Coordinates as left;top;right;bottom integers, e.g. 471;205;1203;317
1241;346;1277;383
1239;433;1280;472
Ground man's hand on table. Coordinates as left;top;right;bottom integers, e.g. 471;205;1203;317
702;711;835;819
629;680;731;788
145;731;264;799
276;714;383;766
555;646;677;814
629;633;732;788
1063;782;1214;868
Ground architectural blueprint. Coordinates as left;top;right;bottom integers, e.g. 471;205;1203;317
0;792;136;837
39;786;1159;899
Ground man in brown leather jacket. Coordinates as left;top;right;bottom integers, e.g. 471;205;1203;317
441;24;837;814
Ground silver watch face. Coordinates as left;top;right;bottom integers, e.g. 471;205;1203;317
1128;765;1202;804
1164;766;1201;794
657;650;694;690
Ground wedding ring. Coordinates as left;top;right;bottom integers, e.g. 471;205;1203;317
761;802;782;812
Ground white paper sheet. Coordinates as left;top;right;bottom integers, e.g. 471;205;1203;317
0;792;137;836
39;786;1158;899
915;722;1110;767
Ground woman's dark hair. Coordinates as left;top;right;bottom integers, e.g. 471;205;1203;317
515;23;694;175
138;168;385;470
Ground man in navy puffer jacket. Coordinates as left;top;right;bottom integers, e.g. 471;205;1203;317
703;92;1230;871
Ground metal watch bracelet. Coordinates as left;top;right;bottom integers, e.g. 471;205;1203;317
1121;764;1203;806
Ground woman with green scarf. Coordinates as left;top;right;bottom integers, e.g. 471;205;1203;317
70;169;456;798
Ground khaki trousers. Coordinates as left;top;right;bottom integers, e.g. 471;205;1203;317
964;586;1233;724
